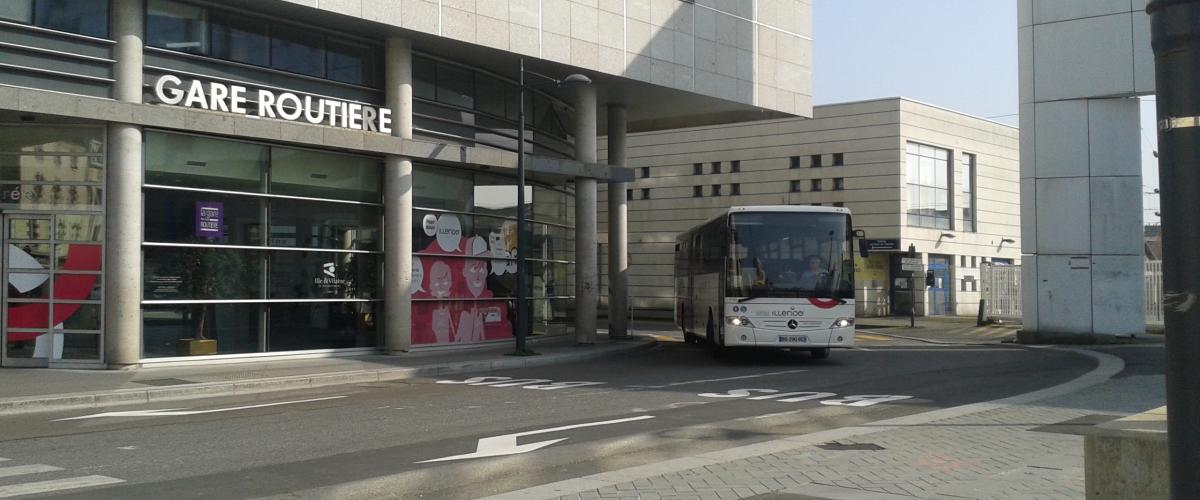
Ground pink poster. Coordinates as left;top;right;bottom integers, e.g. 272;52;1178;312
410;214;516;345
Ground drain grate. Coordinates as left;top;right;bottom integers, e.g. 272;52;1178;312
817;441;886;451
132;378;195;387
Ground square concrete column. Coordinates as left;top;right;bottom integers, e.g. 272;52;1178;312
383;37;414;353
606;104;630;338
575;85;599;344
103;0;144;368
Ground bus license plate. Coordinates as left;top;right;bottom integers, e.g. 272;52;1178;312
779;335;808;343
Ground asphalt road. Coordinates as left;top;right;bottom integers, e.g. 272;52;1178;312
0;338;1140;499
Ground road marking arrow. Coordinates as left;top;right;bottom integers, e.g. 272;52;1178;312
417;415;655;463
52;396;347;421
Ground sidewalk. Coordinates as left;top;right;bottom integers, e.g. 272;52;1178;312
486;349;1148;500
0;334;655;415
856;316;1023;345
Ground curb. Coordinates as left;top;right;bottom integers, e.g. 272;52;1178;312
0;339;657;416
857;329;1009;346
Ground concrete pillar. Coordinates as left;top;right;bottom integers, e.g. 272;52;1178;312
103;0;144;367
606;104;630;338
574;85;598;343
1017;3;1151;340
112;0;143;103
383;37;413;353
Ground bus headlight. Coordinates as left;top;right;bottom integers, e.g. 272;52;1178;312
727;316;754;327
833;318;854;328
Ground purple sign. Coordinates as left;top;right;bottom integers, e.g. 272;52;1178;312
195;201;223;239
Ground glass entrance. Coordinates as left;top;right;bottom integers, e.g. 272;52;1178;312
1;214;104;367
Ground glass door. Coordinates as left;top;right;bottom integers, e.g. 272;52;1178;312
1;214;104;367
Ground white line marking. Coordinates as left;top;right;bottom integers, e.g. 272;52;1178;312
640;370;808;389
853;347;873;351
417;415;656;463
0;458;8;462
0;475;125;497
0;464;62;478
54;396;347;421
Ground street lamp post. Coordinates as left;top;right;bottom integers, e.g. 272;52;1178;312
513;58;590;356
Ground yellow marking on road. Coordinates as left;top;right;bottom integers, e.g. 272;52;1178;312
857;334;891;342
650;334;684;342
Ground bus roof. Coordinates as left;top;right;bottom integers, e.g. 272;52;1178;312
727;205;851;216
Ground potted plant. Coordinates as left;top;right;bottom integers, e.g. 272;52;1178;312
173;245;245;356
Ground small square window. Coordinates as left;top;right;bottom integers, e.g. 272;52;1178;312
833;178;844;191
833;202;844;207
626;189;633;200
711;184;722;196
810;203;822;206
731;160;741;173
790;180;802;192
693;185;703;197
811;179;822;192
711;161;721;174
971;256;978;268
811;155;823;168
833;153;844;166
730;183;741;195
640;167;650;178
693;163;702;175
960;256;967;267
641;188;651;200
790;156;801;169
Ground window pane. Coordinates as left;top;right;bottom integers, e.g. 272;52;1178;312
143;247;262;300
906;154;919;184
0;1;32;23
54;214;101;242
533;187;568;225
54;243;102;272
52;273;102;301
413;56;436;100
10;243;51;269
35;0;108;37
474;174;531;218
414;166;473;212
210;10;269;66
935;159;948;189
921;187;936;213
935;188;948;211
268;251;378;299
0;155;104;184
436;62;475;108
8;273;50;299
267;302;376;351
0;125;105;155
145;132;266;192
327;39;374;86
60;333;100;360
144;190;263;245
413;210;473;254
146;0;207;53
269;147;379;202
271;25;325;77
58;303;100;330
268;200;380;251
475;74;506;118
9;218;51;240
412;298;514;345
919;156;935;186
142;304;259;358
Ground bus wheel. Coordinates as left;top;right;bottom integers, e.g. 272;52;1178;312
809;348;830;359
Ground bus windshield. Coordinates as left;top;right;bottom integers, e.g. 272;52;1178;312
727;212;854;299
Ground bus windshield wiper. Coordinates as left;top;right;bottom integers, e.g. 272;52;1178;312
737;288;768;303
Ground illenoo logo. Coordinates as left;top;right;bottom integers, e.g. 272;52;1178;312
323;262;336;278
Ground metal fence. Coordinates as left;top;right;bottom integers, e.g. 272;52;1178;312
1146;260;1164;327
981;264;1023;322
980;261;1166;327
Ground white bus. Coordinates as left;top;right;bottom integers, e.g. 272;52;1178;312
674;206;868;358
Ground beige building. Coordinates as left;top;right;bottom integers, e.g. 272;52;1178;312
598;97;1021;319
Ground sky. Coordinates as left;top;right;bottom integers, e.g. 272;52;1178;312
812;1;1161;224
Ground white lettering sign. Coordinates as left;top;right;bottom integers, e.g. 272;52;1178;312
152;74;393;134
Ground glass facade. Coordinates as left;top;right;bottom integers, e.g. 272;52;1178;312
146;0;379;86
142;131;382;357
0;0;109;38
411;165;575;346
0;125;106;366
906;142;952;229
961;153;976;232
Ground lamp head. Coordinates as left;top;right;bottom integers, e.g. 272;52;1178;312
560;74;592;87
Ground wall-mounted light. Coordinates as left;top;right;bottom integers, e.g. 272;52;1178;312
1000;238;1016;248
937;232;956;244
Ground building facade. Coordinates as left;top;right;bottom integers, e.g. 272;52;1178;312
598;97;1020;319
0;0;812;368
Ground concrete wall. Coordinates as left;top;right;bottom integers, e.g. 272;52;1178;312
271;0;813;117
1018;0;1153;337
597;97;1020;319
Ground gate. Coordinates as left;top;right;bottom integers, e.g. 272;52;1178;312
981;263;1022;322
